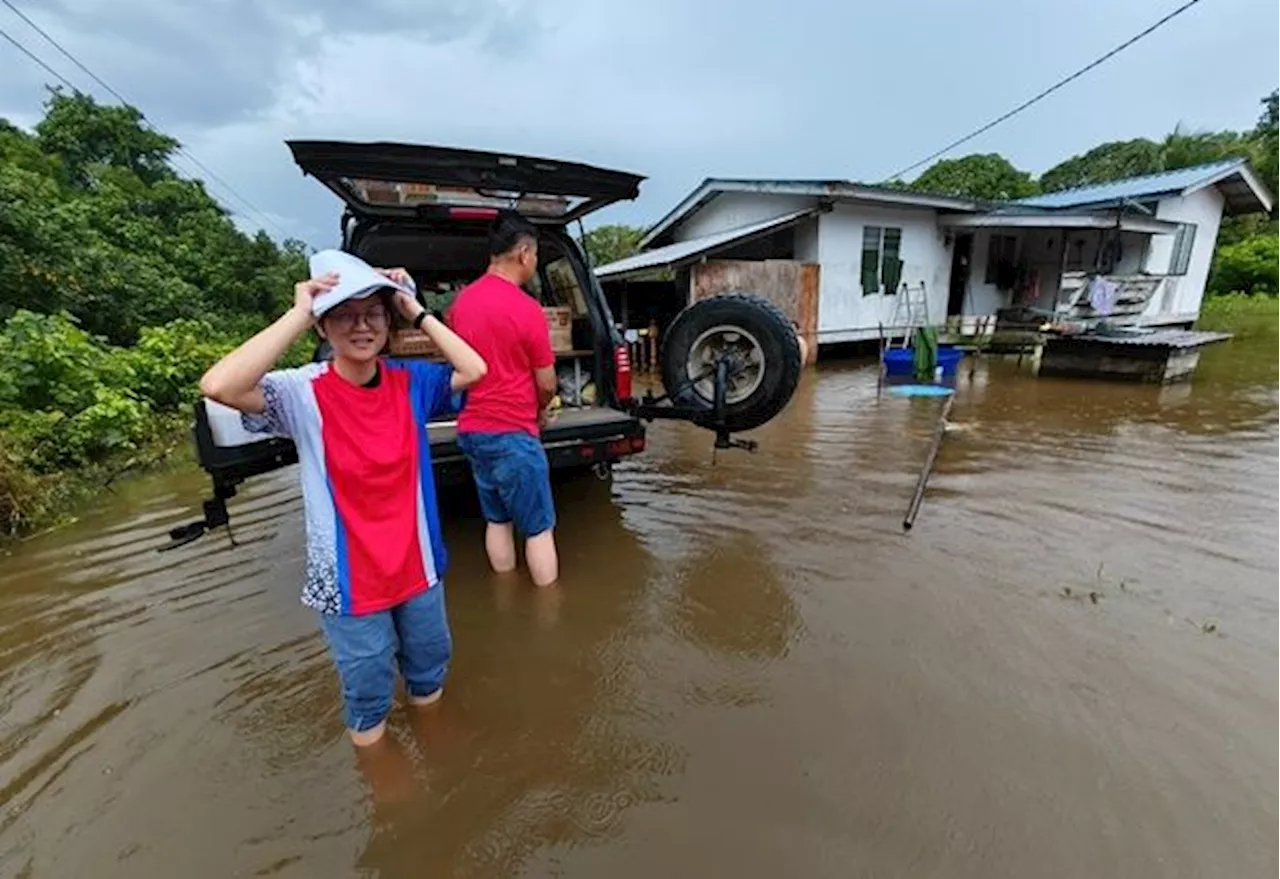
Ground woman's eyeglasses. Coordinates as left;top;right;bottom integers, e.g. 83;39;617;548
327;306;390;331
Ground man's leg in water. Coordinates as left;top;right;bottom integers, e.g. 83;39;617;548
319;610;398;746
458;434;517;574
484;522;517;574
508;435;558;587
459;431;558;585
394;583;453;707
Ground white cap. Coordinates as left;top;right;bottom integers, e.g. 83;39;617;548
307;249;417;318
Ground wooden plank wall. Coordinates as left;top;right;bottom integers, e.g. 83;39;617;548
690;260;820;364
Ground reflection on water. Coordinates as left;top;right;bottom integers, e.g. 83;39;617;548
0;323;1276;878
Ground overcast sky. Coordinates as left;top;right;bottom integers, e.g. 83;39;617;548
2;0;1276;247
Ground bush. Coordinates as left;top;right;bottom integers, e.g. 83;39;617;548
0;309;133;412
1208;234;1278;297
0;308;315;477
0;435;49;535
0;310;153;472
125;318;238;410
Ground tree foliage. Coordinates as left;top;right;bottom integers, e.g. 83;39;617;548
901;89;1278;298
0;90;311;534
908;153;1038;200
1037;138;1166;193
582;224;646;267
0;89;307;345
1207;234;1278;297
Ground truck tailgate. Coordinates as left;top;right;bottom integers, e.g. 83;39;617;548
428;407;641;458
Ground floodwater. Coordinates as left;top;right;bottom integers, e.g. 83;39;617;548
1;324;1276;879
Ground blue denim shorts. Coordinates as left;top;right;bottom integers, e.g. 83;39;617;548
457;431;556;538
318;584;452;732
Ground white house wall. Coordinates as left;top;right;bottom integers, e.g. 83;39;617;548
1145;187;1225;317
675;192;818;242
794;216;820;263
815;203;950;342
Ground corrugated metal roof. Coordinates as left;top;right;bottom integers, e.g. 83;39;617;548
1011;159;1245;210
638;179;982;248
940;212;1179;234
595;209;817;280
1060;329;1233;349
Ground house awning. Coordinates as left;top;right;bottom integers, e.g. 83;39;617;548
940;212;1180;235
594;208;819;281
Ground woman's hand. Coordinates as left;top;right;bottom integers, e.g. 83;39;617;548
292;272;340;324
375;268;424;323
201;272;339;413
390;289;424;323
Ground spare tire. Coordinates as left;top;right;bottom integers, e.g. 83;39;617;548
660;293;802;434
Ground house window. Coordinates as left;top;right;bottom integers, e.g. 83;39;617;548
984;234;1018;285
861;226;903;295
1065;237;1087;270
1169;223;1196;276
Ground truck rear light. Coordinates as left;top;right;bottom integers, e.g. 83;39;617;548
448;207;499;220
606;437;644;457
613;343;633;401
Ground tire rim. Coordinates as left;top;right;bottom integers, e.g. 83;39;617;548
686;324;765;404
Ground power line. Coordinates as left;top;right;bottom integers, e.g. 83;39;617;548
885;0;1207;181
0;0;306;246
0;21;78;92
1;25;217;197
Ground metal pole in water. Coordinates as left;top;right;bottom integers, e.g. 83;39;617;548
902;393;955;532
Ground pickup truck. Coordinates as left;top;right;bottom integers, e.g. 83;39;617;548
165;141;802;548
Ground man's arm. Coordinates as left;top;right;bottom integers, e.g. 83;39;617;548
534;366;557;409
199;274;337;413
523;301;558;409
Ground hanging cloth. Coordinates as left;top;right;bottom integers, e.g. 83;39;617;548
1087;275;1119;316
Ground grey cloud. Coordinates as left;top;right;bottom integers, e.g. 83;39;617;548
4;0;1276;248
20;0;539;128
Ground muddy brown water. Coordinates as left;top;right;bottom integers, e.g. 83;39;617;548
1;330;1276;878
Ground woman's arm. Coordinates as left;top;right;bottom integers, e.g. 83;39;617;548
379;269;487;392
199;274;337;413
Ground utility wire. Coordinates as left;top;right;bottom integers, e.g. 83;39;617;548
0;20;78;91
1;23;208;186
1;0;306;246
886;0;1207;181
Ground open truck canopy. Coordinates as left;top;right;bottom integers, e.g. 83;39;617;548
287;140;646;224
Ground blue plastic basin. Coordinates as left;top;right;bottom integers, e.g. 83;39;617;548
883;345;964;377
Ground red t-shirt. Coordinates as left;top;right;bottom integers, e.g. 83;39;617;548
448;274;555;437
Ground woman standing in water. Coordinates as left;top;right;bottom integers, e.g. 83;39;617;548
200;253;487;746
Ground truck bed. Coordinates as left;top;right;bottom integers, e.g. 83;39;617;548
428;406;644;484
196;402;643;490
427;407;635;446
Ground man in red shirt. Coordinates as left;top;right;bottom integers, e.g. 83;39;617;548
449;212;560;586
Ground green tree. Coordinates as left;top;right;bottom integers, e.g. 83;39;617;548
908;153;1038;200
582;224;646;267
1251;89;1278;217
1038;139;1166;192
1208;234;1278;296
35;88;178;187
1;90;305;344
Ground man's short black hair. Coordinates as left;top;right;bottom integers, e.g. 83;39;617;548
489;210;538;258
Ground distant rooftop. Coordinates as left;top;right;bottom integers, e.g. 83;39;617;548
1012;158;1273;215
639;179;983;248
636;159;1274;252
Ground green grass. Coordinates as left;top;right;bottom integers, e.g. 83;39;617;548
1198;291;1278;337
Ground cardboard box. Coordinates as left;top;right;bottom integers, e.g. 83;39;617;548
544;306;573;353
389;327;441;359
